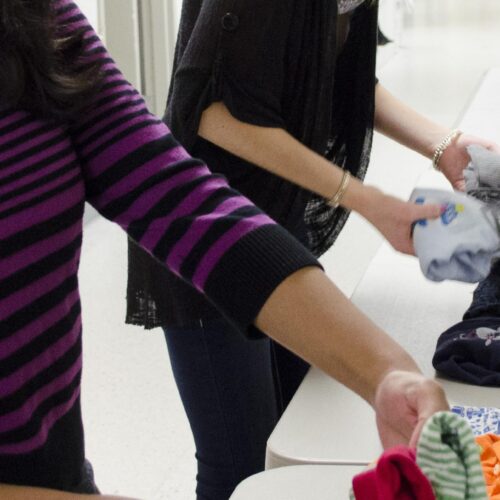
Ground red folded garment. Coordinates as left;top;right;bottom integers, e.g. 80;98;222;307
352;446;435;499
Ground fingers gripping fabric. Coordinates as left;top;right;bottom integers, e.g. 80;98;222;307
411;188;500;283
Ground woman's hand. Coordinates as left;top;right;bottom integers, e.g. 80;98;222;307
359;187;442;255
439;133;500;191
374;371;449;449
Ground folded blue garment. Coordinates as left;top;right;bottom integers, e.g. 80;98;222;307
411;188;500;283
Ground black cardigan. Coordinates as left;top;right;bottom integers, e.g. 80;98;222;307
126;0;379;330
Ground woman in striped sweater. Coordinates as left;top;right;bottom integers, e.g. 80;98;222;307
0;0;448;496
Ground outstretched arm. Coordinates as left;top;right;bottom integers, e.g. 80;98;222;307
199;102;441;255
256;267;448;449
374;83;500;190
0;484;135;500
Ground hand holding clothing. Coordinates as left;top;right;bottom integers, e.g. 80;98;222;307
374;371;449;450
255;267;449;446
439;134;500;191
358;187;442;255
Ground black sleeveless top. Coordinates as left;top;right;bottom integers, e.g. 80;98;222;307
126;0;379;329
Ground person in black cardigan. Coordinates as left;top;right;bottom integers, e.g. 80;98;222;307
126;1;498;499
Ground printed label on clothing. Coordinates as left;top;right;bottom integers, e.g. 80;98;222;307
440;203;464;225
414;197;465;226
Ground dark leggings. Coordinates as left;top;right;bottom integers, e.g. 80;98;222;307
163;318;309;500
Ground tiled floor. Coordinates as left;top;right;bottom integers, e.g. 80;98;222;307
78;2;500;498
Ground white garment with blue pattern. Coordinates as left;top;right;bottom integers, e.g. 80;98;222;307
452;405;500;436
411;188;500;283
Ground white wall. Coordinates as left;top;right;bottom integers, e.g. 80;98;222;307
77;0;100;29
173;0;182;27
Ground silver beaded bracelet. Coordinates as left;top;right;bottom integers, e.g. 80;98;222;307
432;129;462;171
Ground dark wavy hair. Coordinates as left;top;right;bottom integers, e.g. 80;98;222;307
0;0;103;120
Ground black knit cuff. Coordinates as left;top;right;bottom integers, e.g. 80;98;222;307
204;224;322;338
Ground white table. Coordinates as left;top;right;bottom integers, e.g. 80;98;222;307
230;465;364;500
266;68;500;469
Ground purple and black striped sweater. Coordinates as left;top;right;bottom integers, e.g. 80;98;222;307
0;0;318;490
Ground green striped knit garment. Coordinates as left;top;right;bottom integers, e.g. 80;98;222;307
416;411;487;500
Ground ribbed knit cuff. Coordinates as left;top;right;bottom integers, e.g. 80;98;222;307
203;224;322;338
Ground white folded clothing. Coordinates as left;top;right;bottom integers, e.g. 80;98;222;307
411;188;500;283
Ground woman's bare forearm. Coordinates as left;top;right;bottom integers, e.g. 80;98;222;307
255;267;421;405
201;102;435;405
198;101;379;217
198;101;443;254
0;484;135;500
374;84;450;159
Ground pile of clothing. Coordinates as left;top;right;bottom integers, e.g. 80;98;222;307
412;147;500;386
350;148;500;498
351;410;500;499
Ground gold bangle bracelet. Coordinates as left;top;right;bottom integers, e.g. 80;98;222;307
327;170;351;208
432;129;462;171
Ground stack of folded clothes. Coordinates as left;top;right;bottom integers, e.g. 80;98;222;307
431;147;500;386
350;411;489;500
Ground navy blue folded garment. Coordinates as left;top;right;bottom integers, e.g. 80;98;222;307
433;146;500;386
433;317;500;386
464;259;500;320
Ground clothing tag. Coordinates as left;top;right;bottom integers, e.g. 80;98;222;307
452;405;500;436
